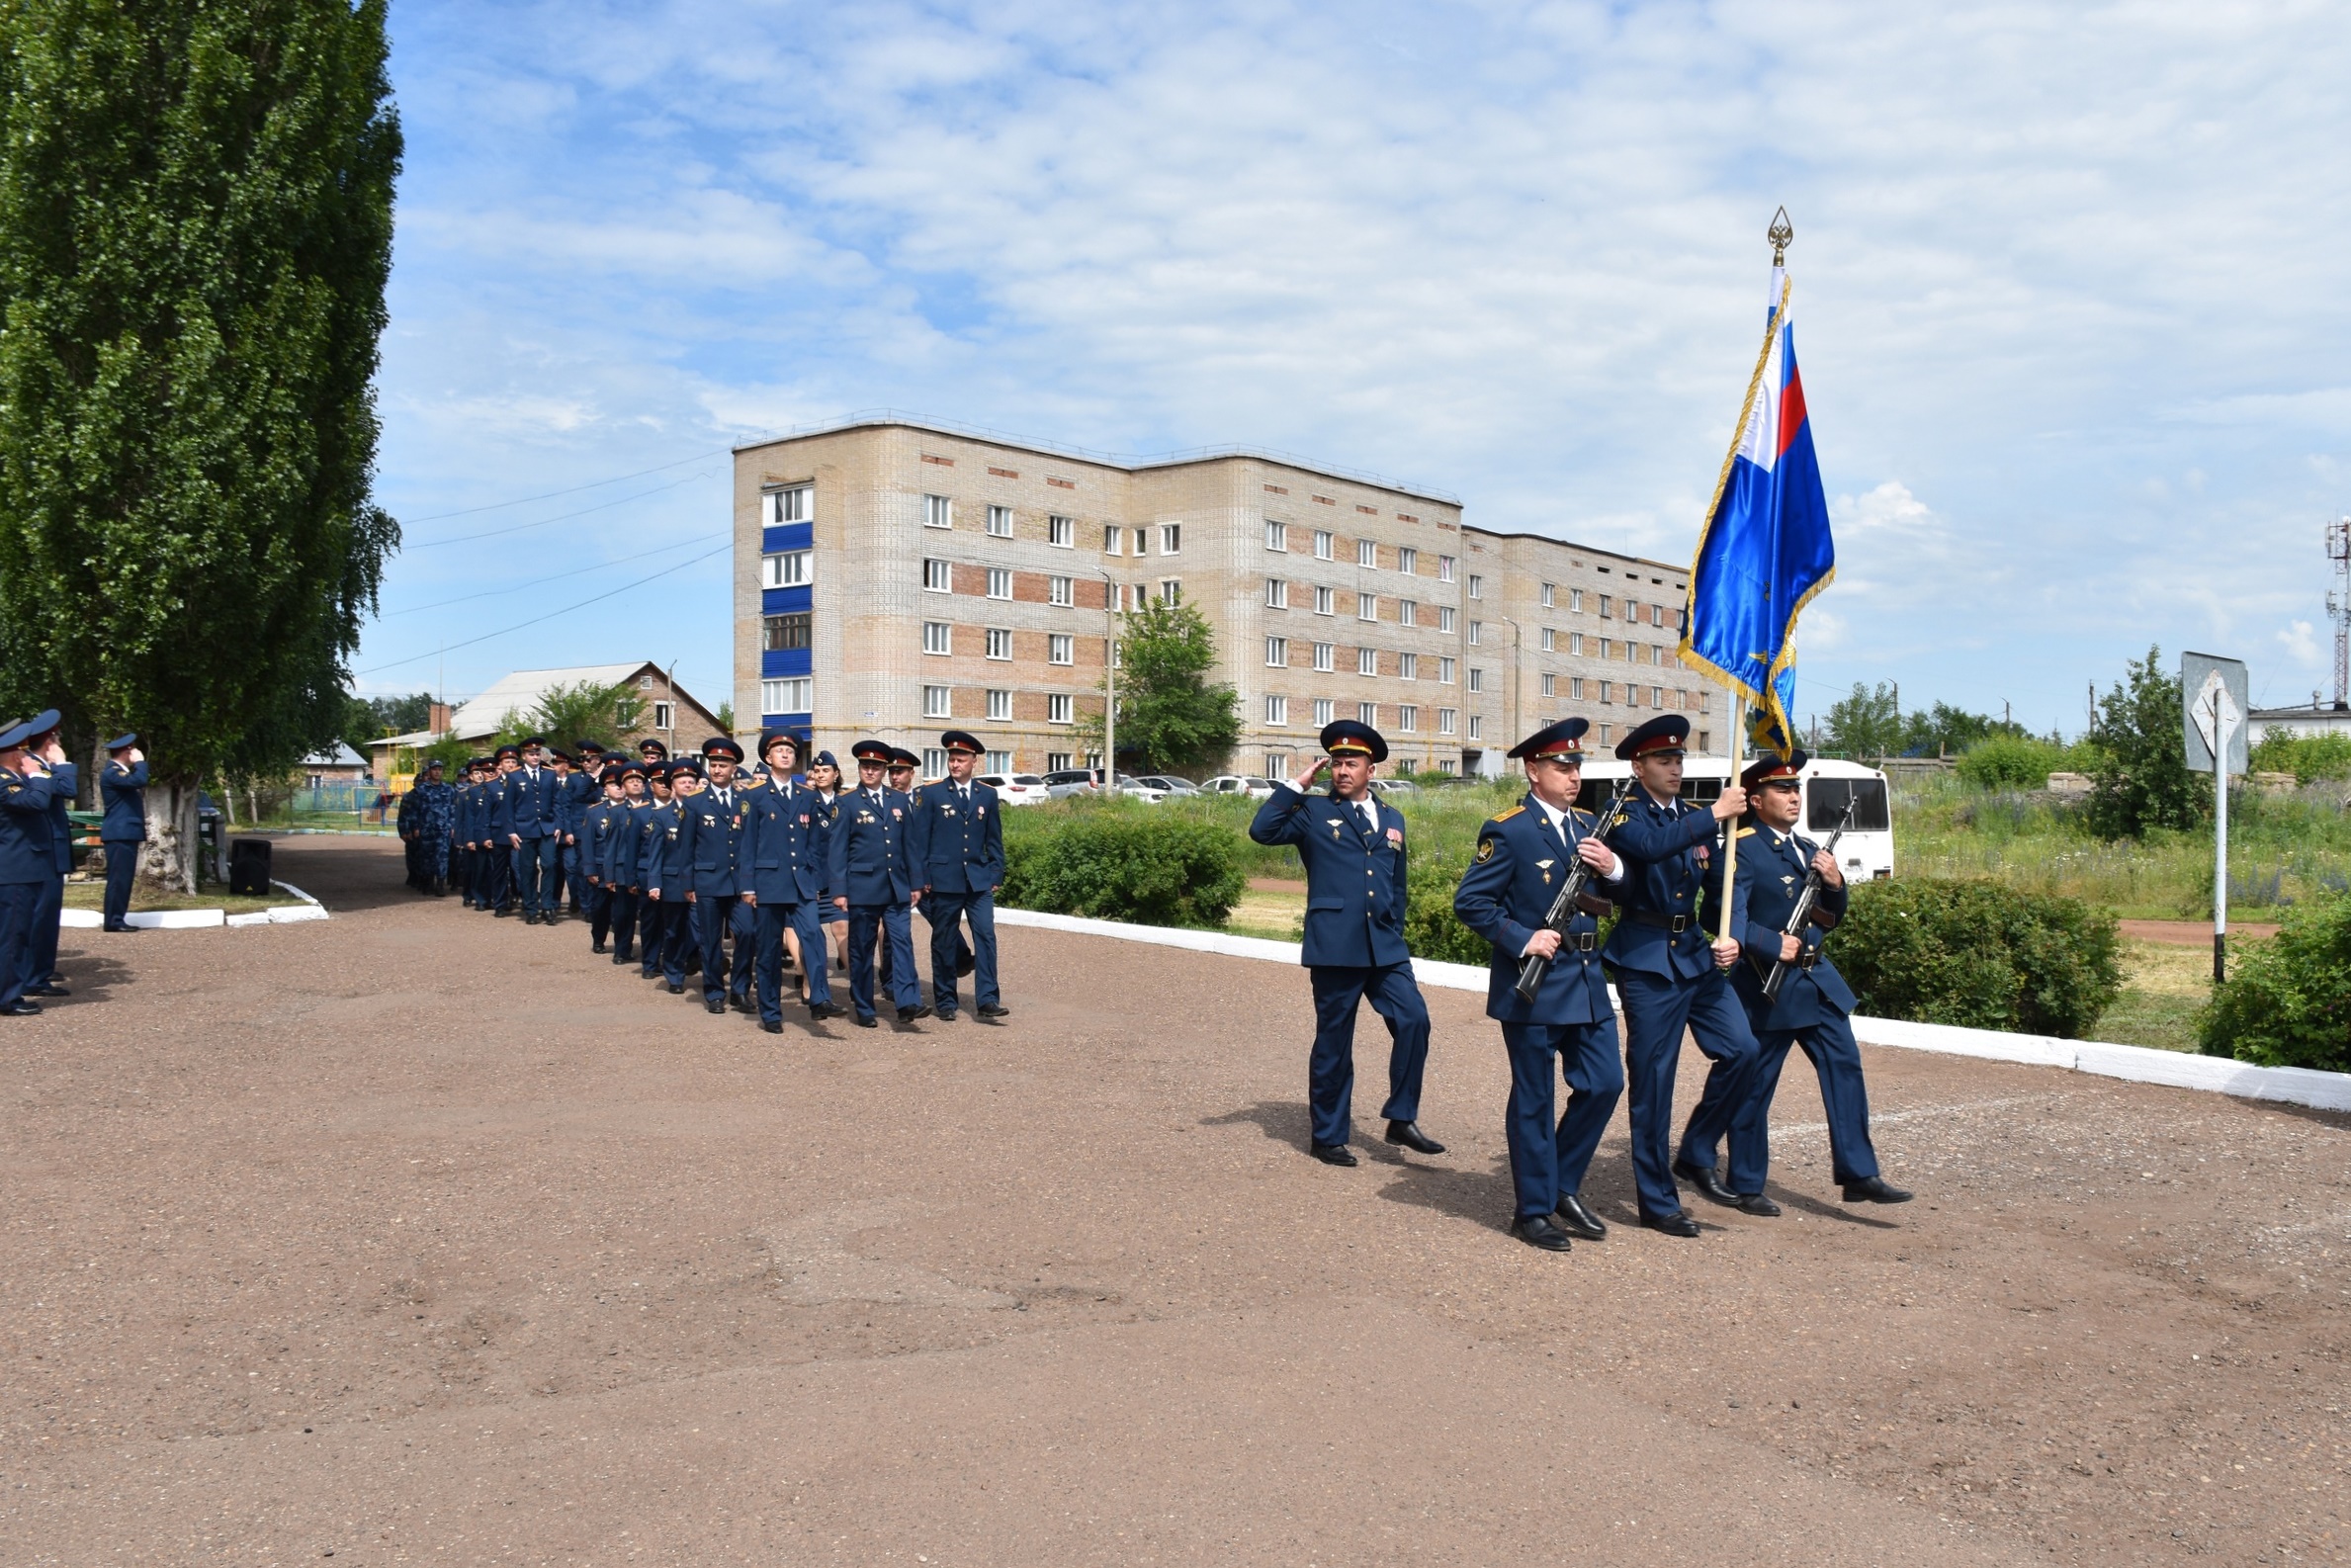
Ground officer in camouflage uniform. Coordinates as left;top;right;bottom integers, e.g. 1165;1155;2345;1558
411;757;455;897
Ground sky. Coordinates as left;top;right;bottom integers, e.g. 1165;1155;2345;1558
358;0;2351;736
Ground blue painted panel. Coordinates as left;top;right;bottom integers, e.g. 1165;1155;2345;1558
761;523;814;554
761;584;812;615
759;711;815;729
761;648;813;678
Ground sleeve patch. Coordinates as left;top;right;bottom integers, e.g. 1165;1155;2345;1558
1474;837;1497;864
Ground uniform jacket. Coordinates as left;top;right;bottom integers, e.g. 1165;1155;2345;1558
827;785;914;906
483;773;517;840
43;760;75;873
1451;794;1616;1025
643;798;691;899
99;759;148;843
906;778;1004;894
556;770;598;839
1715;822;1857;1030
605;799;653;888
740;776;827;904
811;791;841;901
676;781;749;898
396;788;420;839
0;767;56;884
505;765;561;840
1248;783;1411;970
1600;789;1721;982
453;782;478;843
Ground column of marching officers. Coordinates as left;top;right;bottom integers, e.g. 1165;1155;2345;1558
398;727;1008;1031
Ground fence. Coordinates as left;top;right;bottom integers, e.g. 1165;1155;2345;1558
246;783;396;830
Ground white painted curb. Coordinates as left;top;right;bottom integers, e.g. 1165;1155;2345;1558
994;907;2351;1114
59;877;329;931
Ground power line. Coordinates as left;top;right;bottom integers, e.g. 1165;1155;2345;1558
383;531;728;616
403;471;713;549
355;543;732;676
396;446;732;524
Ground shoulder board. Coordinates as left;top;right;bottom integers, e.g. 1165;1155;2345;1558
1490;806;1524;823
1735;826;1757;839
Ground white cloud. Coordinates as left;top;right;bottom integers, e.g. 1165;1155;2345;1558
2277;620;2320;665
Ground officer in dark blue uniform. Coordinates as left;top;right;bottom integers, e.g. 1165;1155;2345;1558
740;730;844;1031
807;749;849;976
1599;714;1759;1237
0;717;58;1015
506;737;563;923
1248;720;1441;1166
908;731;1007;1022
19;712;73;999
98;733;148;933
1692;751;1912;1211
679;737;753;1015
604;762;652;964
454;759;483;907
578;763;624;952
828;739;927;1027
561;740;606;916
1452;718;1627;1251
641;760;697;993
482;745;521;915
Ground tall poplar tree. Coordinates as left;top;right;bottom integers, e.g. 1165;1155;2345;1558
0;0;400;887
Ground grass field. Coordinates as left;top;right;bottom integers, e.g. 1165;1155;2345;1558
62;879;308;915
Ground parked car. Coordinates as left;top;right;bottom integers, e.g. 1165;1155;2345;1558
978;772;1052;806
1131;774;1200;796
1040;768;1167;804
1202;775;1277;799
1367;778;1420;797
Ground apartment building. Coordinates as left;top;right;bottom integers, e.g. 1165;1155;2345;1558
734;416;1710;778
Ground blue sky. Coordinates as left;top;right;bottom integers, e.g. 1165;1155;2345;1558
357;0;2351;735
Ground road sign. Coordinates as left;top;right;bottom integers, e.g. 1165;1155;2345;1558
2180;652;2248;775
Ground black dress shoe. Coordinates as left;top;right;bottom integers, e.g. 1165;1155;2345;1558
495;907;514;917
732;995;756;1014
760;1019;783;1034
104;922;138;933
977;1003;1010;1019
1640;1210;1701;1238
1843;1176;1914;1204
25;984;68;999
666;982;684;995
854;1013;878;1028
1511;1214;1575;1252
1673;1157;1740;1207
611;951;633;965
1733;1193;1783;1217
1384;1120;1446;1155
896;1004;932;1023
705;997;726;1014
1309;1141;1358;1167
2;999;41;1016
592;940;607;954
812;1002;846;1020
1552;1195;1608;1240
934;1010;959;1022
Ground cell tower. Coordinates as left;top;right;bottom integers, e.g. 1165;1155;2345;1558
2331;514;2351;710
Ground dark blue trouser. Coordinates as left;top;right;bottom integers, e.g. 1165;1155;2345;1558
560;841;584;910
847;904;920;1018
640;898;684;982
582;878;611;944
753;901;833;1023
921;889;999;1013
1501;1016;1623;1221
606;888;638;959
475;846;509;909
693;893;750;1002
102;839;139;927
1612;967;1760;1220
512;835;559;915
27;873;62;988
1708;1012;1882;1192
0;880;40;1006
1304;961;1431;1150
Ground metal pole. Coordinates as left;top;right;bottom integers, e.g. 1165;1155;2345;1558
2213;688;2228;986
1719;694;1745;943
1100;572;1116;792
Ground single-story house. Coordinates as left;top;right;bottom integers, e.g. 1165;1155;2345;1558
369;662;728;784
301;742;372;786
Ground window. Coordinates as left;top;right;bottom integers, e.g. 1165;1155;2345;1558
1313;642;1335;672
1048;574;1074;606
986;689;1012;722
1698;689;1710;713
1264;751;1290;778
1357;647;1379;676
1599;595;1613;619
987;504;1013;538
1698;730;1711;750
1437;555;1455;582
1047;751;1072;773
1265;577;1288;609
1398;652;1417;680
1625;685;1641;709
1313;697;1336;726
653;701;675;731
922;685;952;719
1437;708;1457;736
763;612;811;652
1160;523;1181;555
1313;530;1334;560
1048;514;1075;549
1571;588;1585;613
1438;656;1455;684
1104;524;1122;554
1571;632;1584;655
1623;598;1640;625
1357;701;1378;726
923;748;947;777
763;483;813;525
1265;694;1289;726
1626;642;1639;663
1049;693;1074;724
1356;538;1377;567
1539;627;1555;653
1160;579;1181;605
1314;585;1335;616
1540;673;1555;698
924;494;952;529
1357;593;1377;622
762;550;812;588
987;566;1013;600
1398;704;1418;732
1468;621;1483;647
1467;714;1484;740
984;749;1012;774
922;622;951;655
1571;677;1586;700
921;558;952;592
759;678;812;714
1399;599;1417;627
1437;606;1455;633
1597;638;1611;659
1540;581;1554;609
1265;636;1288;666
986;627;1012;660
1264;519;1287;551
1398;546;1418;574
1467;573;1483;599
1468;667;1486;693
1048;634;1074;665
1600;680;1613;704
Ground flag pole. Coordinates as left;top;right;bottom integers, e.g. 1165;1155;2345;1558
1719;695;1744;943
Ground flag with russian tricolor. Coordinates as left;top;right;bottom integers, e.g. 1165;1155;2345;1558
1680;261;1835;760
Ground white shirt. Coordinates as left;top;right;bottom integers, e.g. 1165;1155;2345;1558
1532;794;1623;882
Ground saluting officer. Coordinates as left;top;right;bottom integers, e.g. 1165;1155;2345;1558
1599;714;1759;1237
1247;720;1442;1167
908;731;1008;1021
0;717;59;1015
20;712;72;1000
679;737;753;1016
1452;719;1626;1252
829;739;928;1027
98;733;148;933
1692;751;1911;1211
740;730;843;1031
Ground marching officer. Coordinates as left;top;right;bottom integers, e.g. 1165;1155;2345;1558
908;731;1008;1021
98;733;149;932
0;717;58;1015
1452;718;1627;1252
20;712;72;1000
577;762;622;952
740;730;843;1031
561;740;605;917
1600;714;1759;1237
506;738;562;923
1692;750;1911;1210
413;757;456;898
807;750;850;978
454;758;483;907
481;746;520;915
679;737;753;1015
640;760;696;993
1247;720;1441;1167
828;739;928;1027
604;762;653;966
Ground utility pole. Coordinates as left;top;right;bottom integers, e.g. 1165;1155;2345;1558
1100;571;1118;792
2327;514;2350;709
1501;616;1524;744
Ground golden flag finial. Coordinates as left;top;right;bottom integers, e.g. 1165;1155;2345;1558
1768;206;1793;265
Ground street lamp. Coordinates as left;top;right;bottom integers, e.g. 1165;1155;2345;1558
1100;570;1119;794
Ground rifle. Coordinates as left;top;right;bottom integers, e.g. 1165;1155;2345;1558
1513;776;1637;1002
1757;797;1856;1002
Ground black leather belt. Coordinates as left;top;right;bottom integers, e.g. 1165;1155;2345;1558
1796;948;1821;970
1628;910;1695;933
1568;931;1598;953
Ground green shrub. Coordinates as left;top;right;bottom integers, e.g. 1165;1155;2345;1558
2248;730;2351;785
2199;892;2351;1069
1956;736;2068;790
1404;867;1489;966
1000;808;1243;928
1832;877;2122;1039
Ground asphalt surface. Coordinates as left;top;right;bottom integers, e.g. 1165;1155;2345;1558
2;837;2344;1565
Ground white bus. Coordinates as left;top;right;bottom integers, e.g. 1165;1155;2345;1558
1570;754;1895;882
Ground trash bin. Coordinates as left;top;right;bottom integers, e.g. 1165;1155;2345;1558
228;836;273;896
